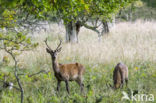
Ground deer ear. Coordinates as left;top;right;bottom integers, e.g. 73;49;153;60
46;48;51;53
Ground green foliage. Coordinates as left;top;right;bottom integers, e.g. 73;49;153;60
9;0;136;23
51;0;137;23
117;0;156;21
0;9;16;28
0;0;139;26
0;0;18;10
0;8;38;53
142;0;156;8
2;56;10;65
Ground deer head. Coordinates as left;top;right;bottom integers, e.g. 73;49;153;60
44;38;62;60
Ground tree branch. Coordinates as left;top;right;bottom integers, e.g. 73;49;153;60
3;46;24;103
17;70;50;77
28;70;49;77
0;38;27;46
82;23;100;34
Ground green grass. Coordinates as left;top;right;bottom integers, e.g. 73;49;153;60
0;61;155;103
0;21;156;103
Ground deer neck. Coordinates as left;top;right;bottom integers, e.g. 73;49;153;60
51;57;60;73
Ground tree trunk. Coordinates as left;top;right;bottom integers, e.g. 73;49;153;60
65;21;80;43
101;21;109;36
76;21;81;37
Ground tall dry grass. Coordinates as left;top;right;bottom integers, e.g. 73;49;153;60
1;20;156;69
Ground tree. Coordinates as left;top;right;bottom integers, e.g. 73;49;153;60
50;0;137;43
0;1;38;103
1;0;137;43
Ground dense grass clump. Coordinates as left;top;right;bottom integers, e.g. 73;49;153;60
0;20;156;103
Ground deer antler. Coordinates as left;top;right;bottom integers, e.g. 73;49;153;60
55;39;62;52
44;38;52;51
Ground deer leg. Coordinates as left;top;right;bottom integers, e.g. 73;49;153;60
125;78;128;87
119;70;124;88
57;80;61;92
65;81;70;94
76;79;84;93
81;83;84;92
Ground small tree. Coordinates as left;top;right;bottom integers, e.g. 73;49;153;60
0;4;38;103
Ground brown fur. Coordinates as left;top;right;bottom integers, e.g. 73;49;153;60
58;63;85;81
113;62;128;89
45;39;85;94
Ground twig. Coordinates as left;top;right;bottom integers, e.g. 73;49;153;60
17;70;50;77
0;38;27;46
28;70;49;77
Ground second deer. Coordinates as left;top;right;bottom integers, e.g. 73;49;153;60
45;39;85;94
113;62;128;89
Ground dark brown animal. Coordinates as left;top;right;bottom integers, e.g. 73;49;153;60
45;39;85;94
113;62;128;89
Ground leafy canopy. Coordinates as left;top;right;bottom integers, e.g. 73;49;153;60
0;1;38;54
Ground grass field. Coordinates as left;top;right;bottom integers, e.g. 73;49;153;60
0;20;156;103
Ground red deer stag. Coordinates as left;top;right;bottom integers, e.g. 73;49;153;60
113;62;128;89
45;38;85;94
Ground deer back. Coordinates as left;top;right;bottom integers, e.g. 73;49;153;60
58;63;85;81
